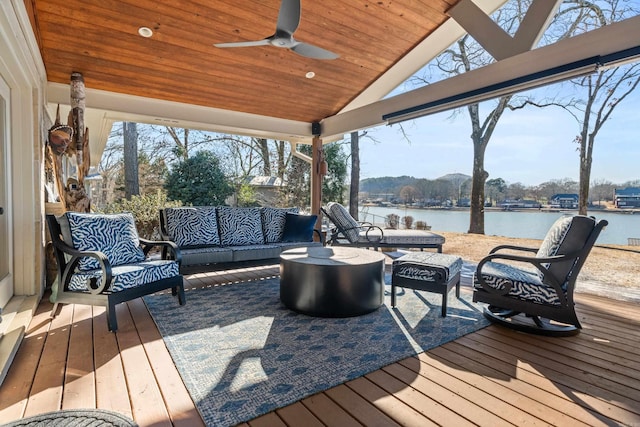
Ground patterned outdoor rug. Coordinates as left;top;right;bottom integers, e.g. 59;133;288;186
144;276;490;427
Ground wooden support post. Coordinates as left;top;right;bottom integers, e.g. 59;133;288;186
311;136;323;235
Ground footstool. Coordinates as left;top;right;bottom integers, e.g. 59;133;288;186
391;252;463;317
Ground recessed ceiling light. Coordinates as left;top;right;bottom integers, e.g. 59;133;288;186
305;71;315;79
138;27;153;38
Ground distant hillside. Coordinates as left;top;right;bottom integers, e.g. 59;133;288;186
360;176;417;194
438;173;472;183
360;173;471;194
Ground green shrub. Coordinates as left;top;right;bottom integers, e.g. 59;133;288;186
96;190;182;239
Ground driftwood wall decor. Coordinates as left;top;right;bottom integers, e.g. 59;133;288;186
44;72;91;213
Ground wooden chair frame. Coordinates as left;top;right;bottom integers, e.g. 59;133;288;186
46;214;186;332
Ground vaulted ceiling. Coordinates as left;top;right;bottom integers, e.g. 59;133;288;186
24;0;640;160
28;0;466;124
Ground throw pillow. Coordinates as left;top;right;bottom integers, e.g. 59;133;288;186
66;212;146;271
281;213;318;242
164;207;220;247
261;207;299;243
217;207;264;246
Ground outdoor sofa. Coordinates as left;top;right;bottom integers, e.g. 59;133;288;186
159;206;323;268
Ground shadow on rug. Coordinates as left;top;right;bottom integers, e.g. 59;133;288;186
144;276;489;427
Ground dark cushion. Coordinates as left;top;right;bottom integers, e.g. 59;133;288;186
261;207;299;243
281;213;318;242
536;215;595;283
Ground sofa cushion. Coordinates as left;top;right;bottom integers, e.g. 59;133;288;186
217;207;264;246
281;213;317;242
261;207;299;243
179;246;233;266
65;212;146;271
164;207;220;247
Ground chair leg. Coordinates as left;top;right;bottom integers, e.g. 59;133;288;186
50;302;60;319
107;302;118;332
176;285;186;305
391;283;397;307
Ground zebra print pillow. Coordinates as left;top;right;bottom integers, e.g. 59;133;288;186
66;212;146;271
261;207;299;243
164;207;220;247
217;207;264;246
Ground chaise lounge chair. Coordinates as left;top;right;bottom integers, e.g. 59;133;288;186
321;202;445;252
473;214;607;336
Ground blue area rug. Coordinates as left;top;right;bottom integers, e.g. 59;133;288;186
144;276;489;427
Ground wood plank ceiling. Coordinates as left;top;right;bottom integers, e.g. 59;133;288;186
28;0;460;124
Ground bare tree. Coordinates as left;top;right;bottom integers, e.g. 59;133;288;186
123;122;139;199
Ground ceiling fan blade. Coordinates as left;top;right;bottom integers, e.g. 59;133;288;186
276;0;301;34
214;39;272;48
291;42;339;60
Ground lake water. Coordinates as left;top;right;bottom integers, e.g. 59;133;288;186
359;206;639;245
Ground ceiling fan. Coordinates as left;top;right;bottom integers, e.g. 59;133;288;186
214;0;339;60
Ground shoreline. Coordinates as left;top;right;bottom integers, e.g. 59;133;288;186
362;204;640;215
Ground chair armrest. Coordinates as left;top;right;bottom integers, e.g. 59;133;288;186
362;225;384;243
51;238;113;295
139;238;182;264
312;229;325;245
489;244;538;255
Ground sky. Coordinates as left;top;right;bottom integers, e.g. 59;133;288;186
357;80;640;187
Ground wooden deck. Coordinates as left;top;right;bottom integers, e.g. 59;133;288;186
1;261;639;426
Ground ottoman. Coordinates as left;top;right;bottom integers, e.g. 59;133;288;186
391;252;463;317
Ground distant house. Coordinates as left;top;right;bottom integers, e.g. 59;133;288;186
614;187;640;208
227;175;285;206
549;194;579;209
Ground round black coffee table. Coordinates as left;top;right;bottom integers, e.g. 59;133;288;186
279;246;385;317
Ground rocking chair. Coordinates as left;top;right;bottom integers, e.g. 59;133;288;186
473;215;607;336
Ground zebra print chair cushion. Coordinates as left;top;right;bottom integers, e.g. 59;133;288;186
474;215;596;305
164;207;220;247
65;212;146;272
261;207;299;243
326;202;361;243
474;262;561;305
68;260;180;292
217;207;264;246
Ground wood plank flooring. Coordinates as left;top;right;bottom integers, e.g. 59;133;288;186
0;261;639;427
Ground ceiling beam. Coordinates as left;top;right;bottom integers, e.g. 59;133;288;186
46;83;315;147
448;0;562;61
320;14;640;141
341;0;508;112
